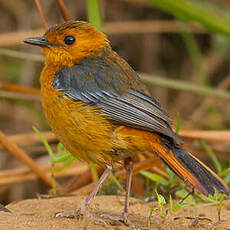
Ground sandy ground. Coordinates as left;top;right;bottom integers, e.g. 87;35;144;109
0;195;230;230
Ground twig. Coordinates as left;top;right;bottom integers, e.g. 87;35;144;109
0;131;60;188
56;0;71;21
34;0;48;30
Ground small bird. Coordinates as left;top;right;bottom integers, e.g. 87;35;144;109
24;21;229;226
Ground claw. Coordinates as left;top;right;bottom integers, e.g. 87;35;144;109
101;212;135;228
55;208;107;227
55;210;78;218
85;212;107;227
0;203;12;214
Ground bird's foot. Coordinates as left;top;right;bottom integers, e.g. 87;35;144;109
55;210;78;218
101;212;135;228
55;208;107;226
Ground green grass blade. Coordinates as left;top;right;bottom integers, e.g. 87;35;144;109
89;163;99;181
217;194;225;221
141;74;230;100
57;156;76;172
32;126;56;195
180;23;208;85
53;151;71;163
109;172;125;194
140;170;168;186
198;140;222;173
146;0;230;38
32;126;54;160
86;0;102;31
175;112;181;134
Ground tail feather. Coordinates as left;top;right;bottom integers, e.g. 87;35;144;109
170;144;228;195
148;135;229;196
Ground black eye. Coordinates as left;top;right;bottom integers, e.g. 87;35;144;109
63;35;76;45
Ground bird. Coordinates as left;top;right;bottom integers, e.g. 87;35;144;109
24;20;229;227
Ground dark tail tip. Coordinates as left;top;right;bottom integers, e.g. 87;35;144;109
172;144;229;196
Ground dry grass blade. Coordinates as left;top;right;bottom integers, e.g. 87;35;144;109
34;0;48;30
0;82;40;95
0;131;56;150
0;29;43;47
0;91;40;101
0;162;88;186
104;21;206;34
0;131;60;188
1;129;230;154
57;0;71;21
179;130;230;142
0;21;205;47
116;157;163;180
60;167;104;194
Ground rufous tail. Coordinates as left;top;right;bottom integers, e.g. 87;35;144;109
149;136;229;196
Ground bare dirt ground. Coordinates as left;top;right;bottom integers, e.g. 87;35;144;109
0;195;230;230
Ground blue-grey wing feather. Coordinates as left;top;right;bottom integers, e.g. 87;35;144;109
52;56;181;142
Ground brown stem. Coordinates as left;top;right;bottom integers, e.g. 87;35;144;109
34;0;48;30
57;0;71;21
0;131;61;188
0;82;40;95
123;158;133;214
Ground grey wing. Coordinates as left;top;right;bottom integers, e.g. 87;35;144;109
53;57;181;142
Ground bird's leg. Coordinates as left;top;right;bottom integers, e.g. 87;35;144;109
101;158;135;227
55;165;112;225
82;165;112;212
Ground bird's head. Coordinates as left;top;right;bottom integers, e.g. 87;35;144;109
24;21;111;67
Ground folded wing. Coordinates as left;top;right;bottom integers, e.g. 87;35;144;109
53;55;181;142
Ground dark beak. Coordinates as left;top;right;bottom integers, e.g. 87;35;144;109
23;36;56;47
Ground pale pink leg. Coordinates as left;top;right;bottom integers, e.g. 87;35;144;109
101;159;135;227
55;165;112;226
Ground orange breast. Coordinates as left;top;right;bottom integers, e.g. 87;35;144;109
39;65;158;166
40;65;118;165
